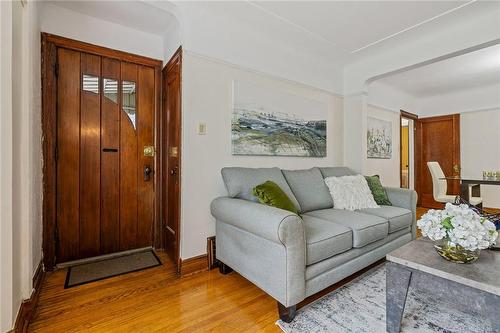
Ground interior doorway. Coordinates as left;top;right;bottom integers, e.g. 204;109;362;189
400;111;418;190
42;34;163;269
415;114;461;209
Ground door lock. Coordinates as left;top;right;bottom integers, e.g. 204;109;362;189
144;165;153;181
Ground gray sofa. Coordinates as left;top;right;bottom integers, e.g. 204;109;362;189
210;166;417;322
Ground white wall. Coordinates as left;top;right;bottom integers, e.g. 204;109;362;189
0;1;15;330
364;105;401;187
1;0;42;331
181;52;344;258
365;82;417;187
39;3;164;61
163;20;182;63
342;93;366;173
367;82;416;113
461;109;500;208
343;82;415;187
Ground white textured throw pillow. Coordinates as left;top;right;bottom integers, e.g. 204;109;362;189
324;175;379;210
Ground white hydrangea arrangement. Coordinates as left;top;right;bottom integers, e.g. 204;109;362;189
417;203;498;251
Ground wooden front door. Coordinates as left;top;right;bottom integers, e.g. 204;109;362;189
416;114;461;209
56;48;156;263
162;49;182;266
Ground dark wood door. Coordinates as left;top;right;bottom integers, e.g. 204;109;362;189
416;114;461;209
56;48;156;263
162;49;182;266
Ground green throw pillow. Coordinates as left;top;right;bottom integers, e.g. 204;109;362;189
252;181;298;214
365;175;392;206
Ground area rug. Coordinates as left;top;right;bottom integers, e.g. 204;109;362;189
65;250;161;288
277;263;494;333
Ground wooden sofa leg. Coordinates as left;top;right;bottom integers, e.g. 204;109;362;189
277;302;296;323
218;262;233;275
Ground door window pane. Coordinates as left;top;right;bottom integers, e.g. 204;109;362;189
83;74;99;94
104;78;118;103
122;81;136;130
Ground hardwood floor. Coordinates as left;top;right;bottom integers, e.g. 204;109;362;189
30;207;431;332
30;252;282;332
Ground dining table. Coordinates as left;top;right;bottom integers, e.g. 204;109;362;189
441;176;500;205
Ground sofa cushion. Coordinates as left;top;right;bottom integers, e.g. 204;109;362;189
324;175;379;211
252;181;298;214
221;167;300;210
302;215;352;265
358;206;412;233
319;167;357;178
282;167;333;213
365;175;392;206
304;209;388;247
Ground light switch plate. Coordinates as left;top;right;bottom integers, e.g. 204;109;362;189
197;122;207;135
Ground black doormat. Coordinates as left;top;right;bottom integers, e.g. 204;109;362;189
64;250;161;288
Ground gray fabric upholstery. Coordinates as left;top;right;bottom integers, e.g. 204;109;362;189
305;209;388;247
358;206;412;233
212;166;417;309
212;197;305;306
305;227;410;280
211;197;301;244
221;167;300;210
385;187;418;238
302;215;352;265
319;167;357;178
305;232;412;297
282;167;333;213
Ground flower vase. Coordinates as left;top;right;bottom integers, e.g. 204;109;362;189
434;239;480;264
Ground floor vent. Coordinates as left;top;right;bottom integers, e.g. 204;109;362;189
207;236;219;270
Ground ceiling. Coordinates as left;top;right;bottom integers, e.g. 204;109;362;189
249;1;471;54
375;43;500;97
47;0;500;71
48;1;176;35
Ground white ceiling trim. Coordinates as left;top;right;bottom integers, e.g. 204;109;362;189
352;0;477;53
249;0;478;55
368;103;400;115
246;0;343;51
184;49;344;98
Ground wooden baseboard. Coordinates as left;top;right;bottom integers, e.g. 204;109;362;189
11;261;45;333
179;254;208;277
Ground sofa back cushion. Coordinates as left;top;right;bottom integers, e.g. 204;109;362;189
282;167;333;213
319;167;357;178
221;167;300;210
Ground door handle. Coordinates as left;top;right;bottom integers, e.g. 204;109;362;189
144;165;152;181
170;167;178;176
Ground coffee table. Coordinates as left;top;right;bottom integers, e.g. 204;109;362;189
386;239;500;333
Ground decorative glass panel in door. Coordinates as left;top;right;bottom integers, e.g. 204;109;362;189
122;80;136;129
104;78;118;103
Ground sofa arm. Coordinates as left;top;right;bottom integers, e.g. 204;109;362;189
385;187;418;239
211;197;306;307
211;197;303;245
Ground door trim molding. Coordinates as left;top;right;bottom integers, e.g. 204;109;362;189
41;33;163;270
162;47;182;272
399;110;418;189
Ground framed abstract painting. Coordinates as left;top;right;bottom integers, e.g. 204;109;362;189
231;80;327;157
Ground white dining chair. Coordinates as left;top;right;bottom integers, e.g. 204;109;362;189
427;161;483;206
